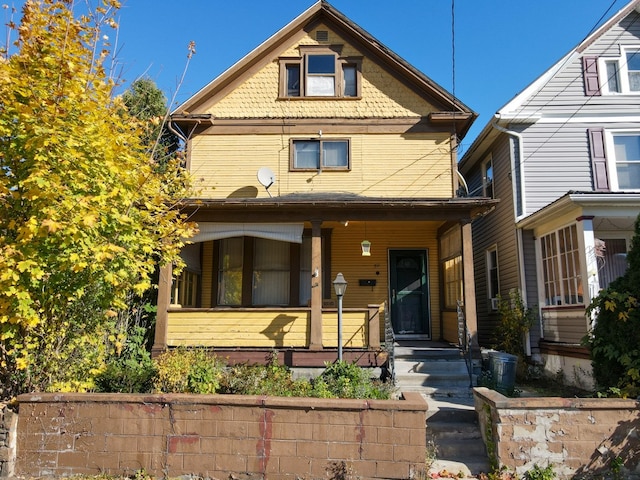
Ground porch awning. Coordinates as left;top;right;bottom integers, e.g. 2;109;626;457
190;222;304;244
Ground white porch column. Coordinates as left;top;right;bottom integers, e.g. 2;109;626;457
576;215;600;303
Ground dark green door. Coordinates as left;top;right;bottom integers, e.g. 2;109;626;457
389;249;430;337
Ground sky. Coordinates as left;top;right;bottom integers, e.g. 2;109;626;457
13;0;634;152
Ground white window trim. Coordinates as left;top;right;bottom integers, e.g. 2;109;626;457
604;129;640;192
598;46;640;95
486;245;499;311
481;154;494;198
537;223;584;307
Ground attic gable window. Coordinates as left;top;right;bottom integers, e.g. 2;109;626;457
598;48;640;94
279;46;361;99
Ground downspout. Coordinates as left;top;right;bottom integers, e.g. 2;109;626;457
490;119;533;356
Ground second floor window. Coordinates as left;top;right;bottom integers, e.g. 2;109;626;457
291;139;350;171
610;133;640;190
600;48;640;94
482;155;494;198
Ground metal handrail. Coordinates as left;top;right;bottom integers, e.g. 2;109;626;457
383;301;395;385
457;300;474;388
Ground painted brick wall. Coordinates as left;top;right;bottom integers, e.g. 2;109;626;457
474;387;640;479
16;392;427;480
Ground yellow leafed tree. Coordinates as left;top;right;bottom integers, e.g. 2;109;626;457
0;0;195;395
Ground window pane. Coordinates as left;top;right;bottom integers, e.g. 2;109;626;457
286;64;300;96
606;61;621;93
294;141;320;169
218;237;243;306
614;135;640;161
616;163;640;189
322;141;348;167
444;256;462;309
307;76;335;96
253;238;290;306
627;51;640;91
307;55;335;74
343;65;357;96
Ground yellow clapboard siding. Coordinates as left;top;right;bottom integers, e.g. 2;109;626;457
321;311;367;347
190;133;452;199
167;310;310;348
328;220;441;341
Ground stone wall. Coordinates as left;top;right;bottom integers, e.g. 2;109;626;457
16;392;427;480
0;404;16;478
474;387;640;479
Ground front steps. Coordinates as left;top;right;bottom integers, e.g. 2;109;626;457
392;341;490;478
393;341;475;398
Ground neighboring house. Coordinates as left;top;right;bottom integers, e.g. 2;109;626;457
459;0;640;387
151;0;494;366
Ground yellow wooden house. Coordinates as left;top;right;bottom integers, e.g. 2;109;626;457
152;1;495;366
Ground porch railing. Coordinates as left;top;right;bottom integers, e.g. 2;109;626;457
383;301;395;384
457;300;473;388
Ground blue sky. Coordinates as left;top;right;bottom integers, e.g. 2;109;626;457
62;1;636;150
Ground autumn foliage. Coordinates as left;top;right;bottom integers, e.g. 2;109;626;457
0;0;194;395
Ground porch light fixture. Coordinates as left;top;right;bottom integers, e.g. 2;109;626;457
333;273;347;361
361;240;371;256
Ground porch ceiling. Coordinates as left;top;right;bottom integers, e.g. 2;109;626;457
179;194;497;223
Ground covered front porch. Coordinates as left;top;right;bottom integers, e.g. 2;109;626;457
152;194;495;366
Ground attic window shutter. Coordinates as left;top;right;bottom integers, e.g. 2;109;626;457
588;128;610;191
583;56;601;96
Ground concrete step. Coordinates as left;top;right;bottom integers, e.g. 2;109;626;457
394;359;471;375
426;401;491;477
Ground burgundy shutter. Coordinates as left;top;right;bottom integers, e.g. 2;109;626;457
583;56;601;96
588;128;610;191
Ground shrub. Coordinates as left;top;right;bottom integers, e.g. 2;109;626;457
586;213;640;397
153;348;224;394
218;354;311;397
311;360;393;399
494;290;535;359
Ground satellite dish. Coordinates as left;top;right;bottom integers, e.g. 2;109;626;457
257;167;276;197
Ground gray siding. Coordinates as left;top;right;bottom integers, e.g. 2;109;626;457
467;134;522;347
518;12;640;116
521;229;541;354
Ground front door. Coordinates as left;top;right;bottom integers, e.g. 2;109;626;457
389;249;430;337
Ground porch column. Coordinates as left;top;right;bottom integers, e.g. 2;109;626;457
309;220;323;350
576;216;599;303
152;263;172;358
461;221;479;348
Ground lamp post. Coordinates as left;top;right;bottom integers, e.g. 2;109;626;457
333;273;347;361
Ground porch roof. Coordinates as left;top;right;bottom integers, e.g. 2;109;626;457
179;193;497;223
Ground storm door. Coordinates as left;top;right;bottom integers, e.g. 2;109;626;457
389;249;430;337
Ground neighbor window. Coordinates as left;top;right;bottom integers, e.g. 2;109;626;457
540;224;583;306
609;132;640;190
486;247;499;310
291;139;350;171
279;47;362;98
600;48;640;94
482;155;494;198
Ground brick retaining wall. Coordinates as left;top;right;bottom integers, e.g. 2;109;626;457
16;392;427;480
474;387;640;479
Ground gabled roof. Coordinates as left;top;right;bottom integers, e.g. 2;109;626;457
459;0;640;170
172;0;475;136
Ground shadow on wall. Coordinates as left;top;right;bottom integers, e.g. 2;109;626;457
573;416;640;478
260;314;298;347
